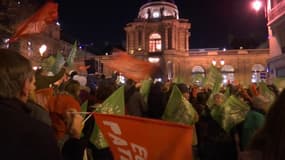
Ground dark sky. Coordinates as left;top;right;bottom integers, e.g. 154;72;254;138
57;0;268;50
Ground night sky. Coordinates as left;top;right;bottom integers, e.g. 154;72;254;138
57;0;268;51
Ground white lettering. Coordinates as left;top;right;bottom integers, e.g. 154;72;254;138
131;143;148;159
103;120;121;135
118;147;133;160
109;133;128;146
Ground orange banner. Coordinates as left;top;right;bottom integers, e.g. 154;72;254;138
104;52;157;82
93;113;193;160
9;2;58;42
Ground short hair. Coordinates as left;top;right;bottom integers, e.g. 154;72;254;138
0;49;34;98
62;79;81;99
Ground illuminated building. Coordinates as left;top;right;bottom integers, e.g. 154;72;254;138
266;0;285;77
120;0;270;85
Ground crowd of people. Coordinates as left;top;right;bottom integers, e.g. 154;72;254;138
0;48;285;160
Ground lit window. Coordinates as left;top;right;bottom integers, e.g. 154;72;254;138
152;11;160;18
148;57;160;63
149;33;162;52
192;66;205;86
251;64;266;83
221;65;235;84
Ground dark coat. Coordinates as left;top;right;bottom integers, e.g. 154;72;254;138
0;98;62;160
125;86;147;117
35;68;66;90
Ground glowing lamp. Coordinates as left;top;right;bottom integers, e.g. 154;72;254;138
252;0;262;12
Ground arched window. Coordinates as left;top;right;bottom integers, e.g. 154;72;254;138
192;66;205;86
221;65;235;84
149;33;162;52
251;64;266;83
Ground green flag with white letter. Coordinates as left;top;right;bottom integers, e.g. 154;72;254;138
162;85;198;125
90;86;125;149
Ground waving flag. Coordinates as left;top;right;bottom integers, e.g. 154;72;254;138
104;52;156;82
41;55;56;72
90;86;125;149
258;82;275;110
51;53;65;74
205;65;223;107
93;113;193;160
162;85;198;125
66;41;77;67
273;77;285;91
139;79;152;103
9;2;58;42
204;65;223;92
220;95;250;132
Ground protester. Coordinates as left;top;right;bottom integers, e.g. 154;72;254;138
239;89;285;160
47;79;82;146
35;66;66;90
124;79;147;117
0;49;62;159
147;81;165;119
83;80;118;160
198;92;238;160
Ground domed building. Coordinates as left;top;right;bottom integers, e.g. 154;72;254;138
124;0;191;80
116;0;269;85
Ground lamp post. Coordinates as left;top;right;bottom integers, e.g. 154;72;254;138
212;58;225;68
252;0;263;12
39;44;47;57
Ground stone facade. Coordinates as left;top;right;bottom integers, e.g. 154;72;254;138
102;0;269;86
266;0;285;77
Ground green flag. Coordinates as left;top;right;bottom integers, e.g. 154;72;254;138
90;86;125;149
66;41;77;67
220;95;250;132
81;100;88;118
258;82;275;110
51;52;65;74
139;79;152;103
204;65;223;91
224;85;231;99
273;77;285;91
205;65;223;107
41;55;55;72
162;85;198;125
173;76;185;84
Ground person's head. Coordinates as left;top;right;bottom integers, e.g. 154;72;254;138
0;49;35;102
95;80;117;102
249;89;285;159
213;93;224;106
177;83;190;100
62;79;81;99
197;92;209;105
251;95;271;112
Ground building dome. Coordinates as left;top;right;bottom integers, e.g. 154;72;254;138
138;0;179;20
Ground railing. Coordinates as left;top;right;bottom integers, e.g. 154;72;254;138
189;49;269;56
268;0;285;24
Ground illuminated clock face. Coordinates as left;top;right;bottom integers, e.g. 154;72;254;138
152;11;160;18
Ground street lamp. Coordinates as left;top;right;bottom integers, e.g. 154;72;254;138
39;44;47;57
252;0;263;12
212;58;225;68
